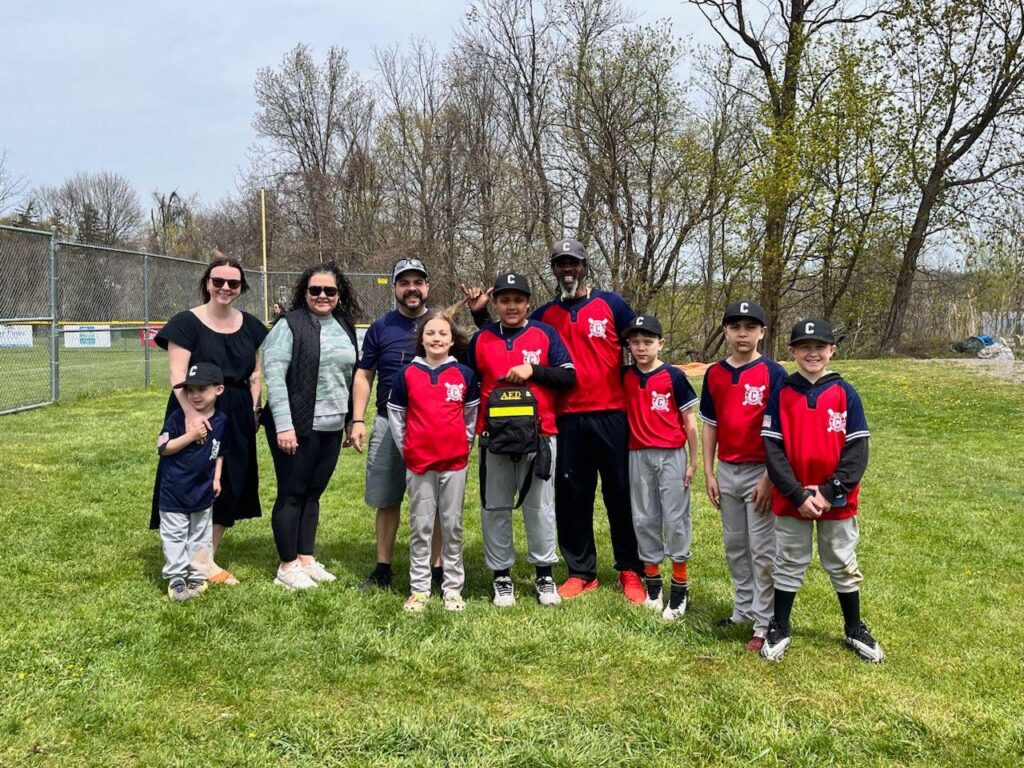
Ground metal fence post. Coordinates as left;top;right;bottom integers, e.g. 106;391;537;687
49;228;59;402
143;253;150;387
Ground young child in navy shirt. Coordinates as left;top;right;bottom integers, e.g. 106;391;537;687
760;318;884;662
621;316;699;621
156;362;227;601
388;310;479;613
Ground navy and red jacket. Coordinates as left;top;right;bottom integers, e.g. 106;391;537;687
531;290;634;416
622;363;698;450
761;372;870;520
387;358;480;474
465;320;575;437
700;356;787;464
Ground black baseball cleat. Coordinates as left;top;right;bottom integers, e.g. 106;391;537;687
662;582;688;622
760;619;791;661
845;621;885;663
357;564;393;591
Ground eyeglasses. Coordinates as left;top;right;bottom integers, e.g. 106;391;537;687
210;277;241;290
307;285;339;298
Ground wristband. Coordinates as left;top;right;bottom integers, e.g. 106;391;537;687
352;419;364;423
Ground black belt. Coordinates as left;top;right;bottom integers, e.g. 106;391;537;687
224;378;251;388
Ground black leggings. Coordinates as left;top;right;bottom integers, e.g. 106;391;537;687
267;429;343;562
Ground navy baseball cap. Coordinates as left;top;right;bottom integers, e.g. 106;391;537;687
392;257;428;282
549;238;586;262
789;317;835;345
174;362;224;388
722;299;766;326
622;314;664;339
492;272;532;296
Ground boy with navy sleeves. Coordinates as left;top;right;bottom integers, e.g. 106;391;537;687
621;316;699;621
759;318;884;663
156;362;228;601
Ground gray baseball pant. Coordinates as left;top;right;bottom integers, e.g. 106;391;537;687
717;460;776;635
407;468;467;594
480;443;558;571
773;515;863;593
159;506;213;582
628;447;691;564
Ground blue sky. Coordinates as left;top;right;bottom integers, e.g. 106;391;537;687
1;1;710;208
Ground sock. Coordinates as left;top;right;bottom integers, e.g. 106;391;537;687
774;589;797;632
494;568;511;579
535;564;553;579
672;561;688;583
431;565;444;581
837;590;861;629
644;563;661;578
376;561;392;574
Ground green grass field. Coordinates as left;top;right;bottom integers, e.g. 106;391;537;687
0;360;1021;767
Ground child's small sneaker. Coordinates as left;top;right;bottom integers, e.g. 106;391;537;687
492;576;516;608
644;577;664;612
535;576;562;606
302;559;336;583
186;579;208;598
404;592;429;613
442;590;465;612
845;621;885;663
760;619;791;661
661;582;688;622
746;636;765;653
274;562;317;591
167;578;191;601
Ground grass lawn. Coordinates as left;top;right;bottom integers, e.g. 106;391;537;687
0;359;1021;766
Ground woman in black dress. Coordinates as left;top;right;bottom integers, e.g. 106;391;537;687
149;255;268;584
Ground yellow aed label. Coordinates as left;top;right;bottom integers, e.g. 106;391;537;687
499;390;523;401
488;406;534;417
376;277;388;285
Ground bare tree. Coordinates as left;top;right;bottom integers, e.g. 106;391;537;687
35;171;143;245
0;150;26;217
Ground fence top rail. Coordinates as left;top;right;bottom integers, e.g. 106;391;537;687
0;223;53;236
1;316;54;323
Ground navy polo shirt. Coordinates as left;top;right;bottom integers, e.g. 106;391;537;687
157;410;228;513
357;309;428;410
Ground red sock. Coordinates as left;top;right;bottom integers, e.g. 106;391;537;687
644;564;661;579
672;561;688;583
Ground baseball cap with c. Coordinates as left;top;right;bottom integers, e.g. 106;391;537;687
174;361;225;389
622;314;664;339
492;273;532;296
789;317;835;345
549;238;586;262
722;299;767;326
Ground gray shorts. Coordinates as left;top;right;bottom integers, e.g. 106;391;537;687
363;415;407;509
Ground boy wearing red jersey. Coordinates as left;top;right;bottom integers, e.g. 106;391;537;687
759;318;884;663
622;316;699;621
700;300;786;651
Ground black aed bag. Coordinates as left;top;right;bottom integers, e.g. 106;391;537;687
480;385;552;508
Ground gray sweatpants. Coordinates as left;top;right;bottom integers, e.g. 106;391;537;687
718;460;776;635
773;515;863;593
407;468;467;594
159;507;213;582
629;447;691;564
480;442;558;571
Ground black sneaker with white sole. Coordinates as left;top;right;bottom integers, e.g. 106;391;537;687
661;582;688;621
760;619;791;661
845;621;885;663
357;564;392;592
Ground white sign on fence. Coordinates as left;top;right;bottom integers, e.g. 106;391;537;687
64;325;112;349
0;325;33;348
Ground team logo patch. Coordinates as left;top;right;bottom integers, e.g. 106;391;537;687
588;317;608;339
522;349;541;365
762;415;772;429
210;438;221;460
445;382;466;403
650;390;670;413
742;383;766;406
827;408;847;433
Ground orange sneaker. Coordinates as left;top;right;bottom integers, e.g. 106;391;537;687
747;636;765;653
619;571;646;604
557;576;599;599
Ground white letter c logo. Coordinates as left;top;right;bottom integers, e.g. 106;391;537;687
740;302;749;313
805;322;815;335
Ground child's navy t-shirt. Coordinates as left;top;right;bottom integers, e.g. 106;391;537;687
157;410;228;513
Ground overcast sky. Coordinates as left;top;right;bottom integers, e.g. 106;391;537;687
0;1;712;209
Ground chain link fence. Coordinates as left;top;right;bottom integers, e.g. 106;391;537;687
0;225;392;414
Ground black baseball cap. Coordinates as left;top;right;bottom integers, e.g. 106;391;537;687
392;257;428;282
174;362;224;389
549;238;586;262
492;272;532;296
789;317;836;345
722;299;766;326
622;314;664;339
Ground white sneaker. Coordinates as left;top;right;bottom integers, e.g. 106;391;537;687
535;576;562;606
443;590;466;612
274;561;317;591
302;559;336;583
492;576;516;608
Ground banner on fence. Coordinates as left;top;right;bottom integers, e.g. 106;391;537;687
139;324;164;348
0;325;33;348
64;325;112;348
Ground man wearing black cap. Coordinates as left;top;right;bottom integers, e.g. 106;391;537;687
531;238;647;603
465;273;576;607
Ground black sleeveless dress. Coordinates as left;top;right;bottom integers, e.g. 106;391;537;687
149;310;269;529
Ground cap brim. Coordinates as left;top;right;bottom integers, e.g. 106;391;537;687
492;287;530;297
393;268;428;281
789;335;835;345
722;314;766;326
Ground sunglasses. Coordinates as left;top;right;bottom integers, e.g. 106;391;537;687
210;277;242;290
307;285;339;298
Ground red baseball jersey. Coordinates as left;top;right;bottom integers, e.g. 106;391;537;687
465;321;573;436
761;374;869;520
622;363;698;450
388;360;480;473
532;290;635;416
699;357;787;463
